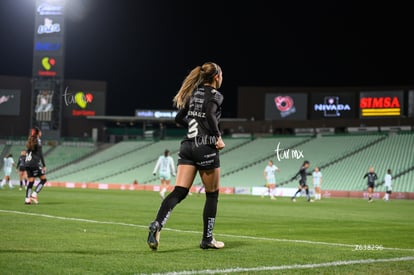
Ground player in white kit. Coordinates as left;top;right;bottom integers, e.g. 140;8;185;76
1;154;15;189
312;166;322;200
383;169;392;201
263;160;279;200
153;149;176;199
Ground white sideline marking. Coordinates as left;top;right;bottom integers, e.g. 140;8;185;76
1;209;413;253
142;256;414;275
0;209;147;229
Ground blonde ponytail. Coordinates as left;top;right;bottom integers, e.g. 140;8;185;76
173;66;202;109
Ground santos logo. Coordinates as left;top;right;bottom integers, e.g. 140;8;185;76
314;96;351;117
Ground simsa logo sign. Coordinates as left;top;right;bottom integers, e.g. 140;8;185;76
359;91;403;117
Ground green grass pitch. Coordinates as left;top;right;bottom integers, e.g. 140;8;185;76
0;187;413;274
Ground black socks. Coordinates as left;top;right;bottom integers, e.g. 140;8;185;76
155;186;189;227
203;190;219;240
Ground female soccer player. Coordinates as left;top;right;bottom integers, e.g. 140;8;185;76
263;160;279;199
153;149;176;199
1;154;14;189
291;160;313;202
16;150;28;191
383;169;392;201
312;166;322;200
363;166;378;203
24;127;47;205
147;62;225;250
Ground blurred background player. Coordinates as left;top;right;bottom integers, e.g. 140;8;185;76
16;150;28;191
1;153;15;189
291;160;313;202
263;160;279;200
153;149;176;199
312;166;322;200
383;169;392;201
24;127;47;204
363;166;378;203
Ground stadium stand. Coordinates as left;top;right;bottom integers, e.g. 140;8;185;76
316;132;413;191
89;137;252;185
48;140;155;182
45;144;97;172
2;131;413;193
222;133;387;188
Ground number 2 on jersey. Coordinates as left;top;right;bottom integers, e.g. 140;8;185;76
187;119;198;138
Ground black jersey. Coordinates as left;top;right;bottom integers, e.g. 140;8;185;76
293;166;312;185
16;155;26;169
363;172;378;185
175;85;223;145
25;138;46;168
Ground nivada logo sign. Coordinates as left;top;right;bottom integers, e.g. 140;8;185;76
360;94;402;117
314;96;351;117
310;93;355;119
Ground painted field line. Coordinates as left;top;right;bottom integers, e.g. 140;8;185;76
141;256;414;275
1;209;413;253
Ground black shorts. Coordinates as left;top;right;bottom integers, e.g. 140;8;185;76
177;140;220;170
299;180;307;188
18;167;26;172
367;183;375;189
25;166;45;178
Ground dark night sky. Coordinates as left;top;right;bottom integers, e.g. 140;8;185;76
0;0;412;117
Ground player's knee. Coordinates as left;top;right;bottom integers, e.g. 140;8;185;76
172;186;189;203
205;190;219;200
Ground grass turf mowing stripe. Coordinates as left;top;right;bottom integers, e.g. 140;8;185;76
1;209;413;253
140;256;414;275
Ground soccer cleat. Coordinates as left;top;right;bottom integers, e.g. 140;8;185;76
200;238;225;249
147;221;160;250
291;198;296;202
24;198;31;205
30;195;38;204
